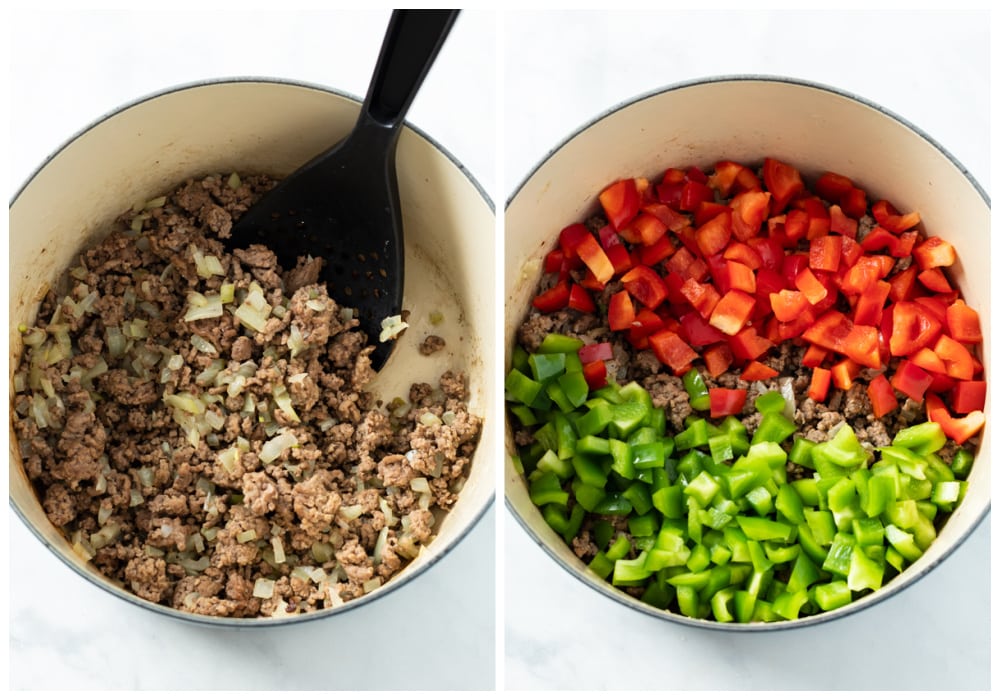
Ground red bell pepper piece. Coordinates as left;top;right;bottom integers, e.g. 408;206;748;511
709;290;756;336
532;280;570;313
828;204;858;238
582;360;609;390
887;266;919;302
815;171;855;203
608;290;636;331
558;223;591;259
709;387;748;418
578;342;613;365
933;334;976;380
718;260;757;295
578;269;605;292
839;256;884;296
605;242;634;275
628;309;667;345
679;180;715;213
872;199;921;234
679;278;722;320
741;360;780;382
730;190;772;241
802;344;829;368
599;179;641;231
853;280;891;327
621;265;669;311
544;248;566;275
917;268;952;294
945;299;983;344
762;158;804;214
666;247;709;282
831;358;861;391
637;236;675;267
574;234;615;285
926;393;985;445
809;236;843;273
913;236;957;269
859;226;899;254
631;212;669;246
703;343;734;378
891;359;933;401
867;374;899;419
769;289;809;323
722;241;764;270
802;310;854;354
678;311;728;347
695;210;733;257
895;231;918;257
889;301;942;356
709;160;761;197
807;366;833;403
728;326;774;362
597;224;622;249
567;283;597;313
648;329;699;373
840;187;868;220
843;324;882;369
909;347;947;375
840;234;863;267
782;209;810;243
950;380;987;414
792;196;832;240
749;236;784;272
641;202;690;234
693;200;731;227
795;267;829;306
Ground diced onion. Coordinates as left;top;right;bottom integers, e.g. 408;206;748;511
234;303;270;332
271;536;286;564
236;529;257;543
379;315;409;343
260;431;299;464
362;578;382;594
164;392;206;415
272;385;300;423
410;477;431;494
287;324;307;358
419;412;443;427
227;172;241;189
190;334;218;355
184;292;224;322
338;504;365;521
252;578;275;599
373;526;390;565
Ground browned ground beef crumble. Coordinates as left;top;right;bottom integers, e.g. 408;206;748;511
514;211;976;575
14;174;481;618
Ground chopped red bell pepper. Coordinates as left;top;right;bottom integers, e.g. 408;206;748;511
599;179;641;231
762;158;804;214
703;343;734;378
802;344;829;368
558;223;591;259
840;186;868;220
608;290;636;331
709;290;756;336
803;310;854;354
628;308;667;344
909;347;947;375
709;387;747;418
679;278;722;320
807;366;833;403
708;160;761;197
641;202;690;234
637;236;675;267
666;247;709;282
679;180;715;213
872;199;921;234
839;256;885;296
582;359;609;390
843;324;881;369
574;233;615;285
722;241;764;269
891;359;933;401
695;210;733;257
605;242;634;275
950;380;987;414
769;289;809;324
544;248;566;275
794;267;829;306
621;265;669;310
831;358;861;391
933;334;976;380
809;236;843;273
917;267;952;294
533;280;570;313
678;311;728;347
694;200;732;227
631;212;668;246
718;260;757;295
749;236;784;272
567;283;597;313
648;329;699;373
828;205;858;238
792;196;831;240
913;236;957;270
741;360;779;382
853;280;891;327
730;190;772;241
783;209;810;243
728;326;774;362
926;393;985;445
888;301;942;356
887;266;919;302
578;342;613;365
839;234;863;267
945;299;983;344
867;374;899;418
815;171;855;203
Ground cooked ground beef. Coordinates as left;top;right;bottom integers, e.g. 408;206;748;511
13;174;482;618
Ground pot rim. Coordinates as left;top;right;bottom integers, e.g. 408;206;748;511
9;75;496;628
504;72;991;632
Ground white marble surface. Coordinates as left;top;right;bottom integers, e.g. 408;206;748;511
503;9;991;691
8;7;496;691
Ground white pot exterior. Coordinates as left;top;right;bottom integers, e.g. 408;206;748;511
505;76;990;629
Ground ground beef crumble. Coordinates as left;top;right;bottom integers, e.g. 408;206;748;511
13;174;482;618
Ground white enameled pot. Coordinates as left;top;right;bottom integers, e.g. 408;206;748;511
9;78;496;626
504;76;989;630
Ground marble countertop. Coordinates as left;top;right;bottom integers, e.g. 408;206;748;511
502;8;990;692
8;8;496;691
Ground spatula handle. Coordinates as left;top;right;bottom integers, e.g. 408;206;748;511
362;9;459;129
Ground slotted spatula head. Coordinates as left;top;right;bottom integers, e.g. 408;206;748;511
226;10;458;371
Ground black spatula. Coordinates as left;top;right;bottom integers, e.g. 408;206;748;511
226;9;459;371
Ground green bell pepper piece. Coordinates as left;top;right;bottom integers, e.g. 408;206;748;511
529;471;569;507
505;368;544;406
811;424;870;473
588;551;614;579
734;589;758;623
652;484;684;519
675;419;710;451
785;551;821;593
754;390;786;415
646;407;668;435
552;412;577;460
747;539;774;574
536;449;573;479
542;503;571;535
775;483;805;524
861;472;897;518
511;344;531;374
790;477;820;507
562;504;585;543
632;441;666;470
593;520;615;550
813;580;852;611
708;433;734;464
608;439;635;479
612;552;650;586
847;545;885;592
576;435;610;456
851;517;885;548
685;543;712;573
772;588;810;620
575;401;614;437
606;533;632;561
623;481;653;515
508;404;538;427
931;481;965;511
736;516;793;542
711;587;737;622
558;370;590;409
950;448;974;478
796;522;829;565
682;368;711;411
572;480;605;512
763;542;801;565
572;453;607;489
821;532;856;577
804;509;836;545
788;437;816;468
884;523;923;561
745;486;774;517
676;585;705;618
641;580;676;610
594;493;633;517
685;471;721;509
529;351;566;382
891;420;947;455
610;401;649;435
537;333;584;354
751;412;797;445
